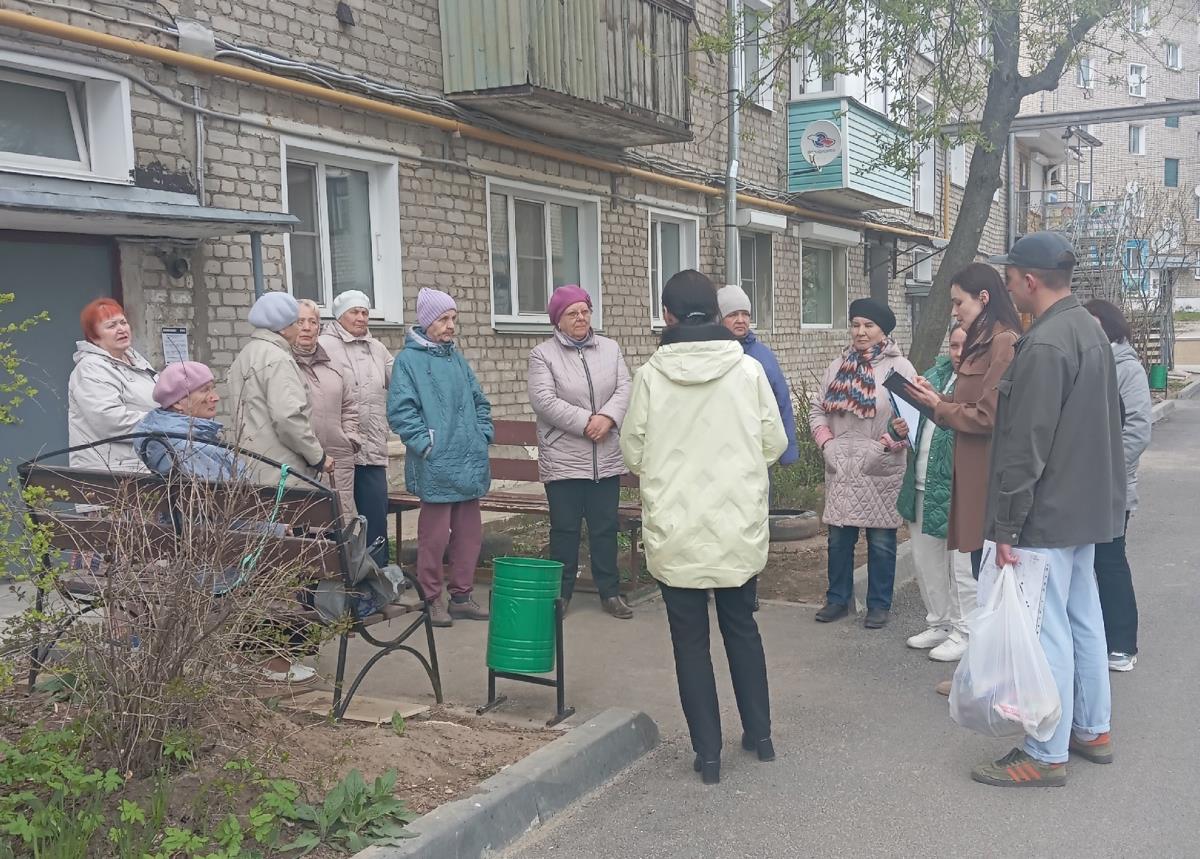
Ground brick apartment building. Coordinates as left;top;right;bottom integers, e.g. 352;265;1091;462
0;0;1013;466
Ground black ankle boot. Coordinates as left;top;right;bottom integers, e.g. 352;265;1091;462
741;734;776;762
693;755;720;784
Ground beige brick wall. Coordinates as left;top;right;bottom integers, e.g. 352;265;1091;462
2;0;994;422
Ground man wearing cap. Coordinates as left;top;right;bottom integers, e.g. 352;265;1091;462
388;288;493;627
969;231;1125;788
717;285;798;468
229;291;331;483
320;290;394;565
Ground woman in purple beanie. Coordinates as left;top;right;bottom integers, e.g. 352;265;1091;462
528;285;633;618
388;288;494;627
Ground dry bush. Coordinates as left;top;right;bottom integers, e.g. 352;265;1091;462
15;464;337;778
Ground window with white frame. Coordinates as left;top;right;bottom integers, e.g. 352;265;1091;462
1166;43;1182;70
792;43;836;98
910;248;933;284
281;138;402;321
1130;2;1150;32
950;143;967;187
739;232;774;329
1076;181;1091;201
0;51;133;183
1195;194;1200;221
648;209;700;326
914;96;936;214
801;243;848;328
1129;123;1146;155
487;179;601;327
1128;63;1148;97
1076;57;1095;89
741;0;775;109
1165;157;1180;188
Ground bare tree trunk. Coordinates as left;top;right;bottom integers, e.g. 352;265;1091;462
908;77;1022;370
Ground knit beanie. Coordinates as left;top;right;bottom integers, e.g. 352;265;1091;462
247;291;300;332
661;269;719;323
331;289;371;321
848;297;897;335
716;284;752;319
546;285;592;327
416;288;457;330
153;361;214;408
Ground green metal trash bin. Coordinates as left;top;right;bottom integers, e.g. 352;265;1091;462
1149;363;1168;391
487;557;562;675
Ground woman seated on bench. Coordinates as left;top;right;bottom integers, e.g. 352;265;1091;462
135;361;316;684
135;361;244;480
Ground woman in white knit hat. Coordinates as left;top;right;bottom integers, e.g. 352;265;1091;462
320;290;394;565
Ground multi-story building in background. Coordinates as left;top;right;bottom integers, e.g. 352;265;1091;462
1020;0;1200;315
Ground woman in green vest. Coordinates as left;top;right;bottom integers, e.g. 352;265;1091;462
896;326;976;663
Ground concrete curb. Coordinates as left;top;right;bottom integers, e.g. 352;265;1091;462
853;540;914;615
1152;376;1200;424
358;708;659;859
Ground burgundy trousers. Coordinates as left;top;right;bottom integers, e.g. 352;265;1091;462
416;499;483;601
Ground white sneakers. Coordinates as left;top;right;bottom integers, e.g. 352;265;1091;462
929;632;968;662
1108;652;1137;672
906;627;950;650
262;662;317;684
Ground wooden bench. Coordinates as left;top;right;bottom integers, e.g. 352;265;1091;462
388;420;645;579
20;434;443;720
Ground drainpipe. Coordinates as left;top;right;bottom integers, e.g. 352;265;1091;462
250;232;265;298
1006;132;1016;248
725;0;741;287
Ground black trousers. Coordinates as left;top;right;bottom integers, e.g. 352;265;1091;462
354;464;390;566
1094;512;1137;655
545;476;621;601
659;579;771;759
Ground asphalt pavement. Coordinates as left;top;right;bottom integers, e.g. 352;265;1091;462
501;399;1200;859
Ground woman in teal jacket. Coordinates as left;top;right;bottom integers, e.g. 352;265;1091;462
388;289;494;627
896;326;975;662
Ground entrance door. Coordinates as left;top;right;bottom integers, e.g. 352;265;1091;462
0;235;117;465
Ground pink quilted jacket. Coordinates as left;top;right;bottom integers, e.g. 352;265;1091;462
809;342;917;528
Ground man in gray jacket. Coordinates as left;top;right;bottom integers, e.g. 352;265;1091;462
970;232;1125;788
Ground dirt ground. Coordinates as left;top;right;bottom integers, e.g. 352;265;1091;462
224;704;555;815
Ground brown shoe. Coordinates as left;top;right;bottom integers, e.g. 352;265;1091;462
602;596;633;619
448;595;490;621
935;679;952;697
428;599;452;628
1069;731;1114;764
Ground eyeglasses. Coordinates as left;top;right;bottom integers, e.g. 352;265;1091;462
563;309;592;321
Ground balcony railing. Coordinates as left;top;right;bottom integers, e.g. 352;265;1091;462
438;0;692;147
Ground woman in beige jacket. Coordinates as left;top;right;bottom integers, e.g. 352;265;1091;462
228;292;331;484
528;285;632;618
295;300;361;524
319;290;394;565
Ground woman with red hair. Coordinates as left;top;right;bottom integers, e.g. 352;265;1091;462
68;298;158;471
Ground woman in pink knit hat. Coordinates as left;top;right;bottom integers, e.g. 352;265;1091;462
528;285;633;618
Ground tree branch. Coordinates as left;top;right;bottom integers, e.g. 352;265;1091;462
1018;3;1121;95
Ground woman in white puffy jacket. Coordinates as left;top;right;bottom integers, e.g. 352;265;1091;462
621;270;786;786
67;298;158;472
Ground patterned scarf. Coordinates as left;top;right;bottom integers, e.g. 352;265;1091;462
823;340;887;419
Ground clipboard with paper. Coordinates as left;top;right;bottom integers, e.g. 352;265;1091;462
880;370;923;447
882;369;934;421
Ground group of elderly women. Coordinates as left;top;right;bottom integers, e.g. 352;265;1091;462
64;258;1150;777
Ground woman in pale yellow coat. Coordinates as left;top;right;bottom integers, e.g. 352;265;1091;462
621;270;786;786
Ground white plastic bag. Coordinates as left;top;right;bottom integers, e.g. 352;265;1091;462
949;563;1062;741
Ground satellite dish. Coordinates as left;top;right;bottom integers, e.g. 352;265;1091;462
1193;185;1200;198
800;120;843;169
1126;180;1140;194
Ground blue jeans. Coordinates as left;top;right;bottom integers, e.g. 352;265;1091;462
826;525;897;611
1022;544;1111;764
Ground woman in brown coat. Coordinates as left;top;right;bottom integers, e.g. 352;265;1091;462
294;299;361;524
912;263;1021;576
